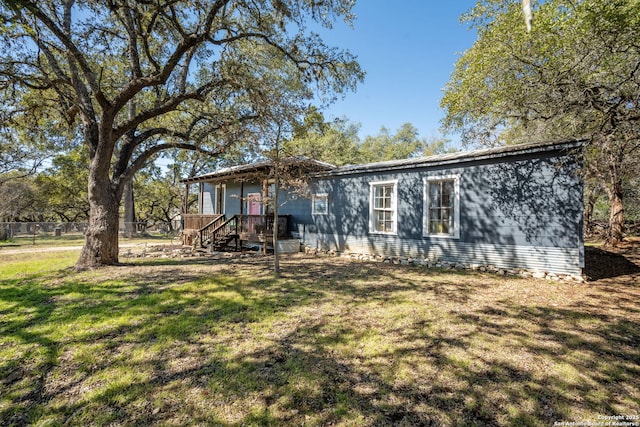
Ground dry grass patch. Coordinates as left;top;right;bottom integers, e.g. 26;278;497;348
1;251;639;426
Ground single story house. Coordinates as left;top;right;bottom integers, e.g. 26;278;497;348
182;140;584;276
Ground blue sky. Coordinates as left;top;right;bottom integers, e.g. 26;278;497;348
318;1;478;145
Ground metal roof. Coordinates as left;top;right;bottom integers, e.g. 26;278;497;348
313;139;584;177
182;140;583;183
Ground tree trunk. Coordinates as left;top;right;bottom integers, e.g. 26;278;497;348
583;186;599;236
583;198;594;236
123;101;137;238
273;169;280;275
123;179;136;238
75;166;121;269
606;183;624;246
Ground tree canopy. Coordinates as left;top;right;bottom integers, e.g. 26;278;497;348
358;123;452;163
0;0;364;267
34;148;90;222
287;112;453;166
441;0;640;244
286;112;361;166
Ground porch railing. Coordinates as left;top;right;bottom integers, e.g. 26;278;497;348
237;215;289;239
184;214;223;231
200;215;230;247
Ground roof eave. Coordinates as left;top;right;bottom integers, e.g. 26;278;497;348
181;157;337;184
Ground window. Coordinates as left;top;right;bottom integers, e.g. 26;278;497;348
312;193;328;215
369;180;397;234
424;176;460;238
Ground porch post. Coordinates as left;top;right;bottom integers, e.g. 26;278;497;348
240;181;244;215
262;179;268;255
183;183;189;219
239;180;244;252
182;183;189;245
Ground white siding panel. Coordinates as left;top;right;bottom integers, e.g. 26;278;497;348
202;183;215;214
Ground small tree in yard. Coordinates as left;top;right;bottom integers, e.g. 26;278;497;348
0;0;363;268
250;62;306;274
0;172;38;222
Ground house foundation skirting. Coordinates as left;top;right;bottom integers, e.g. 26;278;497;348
302;232;583;277
303;245;585;283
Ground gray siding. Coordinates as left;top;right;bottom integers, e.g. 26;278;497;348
309;150;583;275
278;183;313;234
224;182;255;215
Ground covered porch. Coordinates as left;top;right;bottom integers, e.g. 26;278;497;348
181;157;334;250
183;213;290;250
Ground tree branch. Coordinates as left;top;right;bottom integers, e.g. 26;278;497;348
110;0;230;113
13;0;111;108
119;141;225;188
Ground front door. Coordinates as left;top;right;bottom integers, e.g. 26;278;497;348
248;193;261;215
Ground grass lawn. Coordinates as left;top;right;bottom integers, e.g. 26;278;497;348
1;249;639;426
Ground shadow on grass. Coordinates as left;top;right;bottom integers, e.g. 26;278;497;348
1;255;639;426
584;246;640;281
0;258;333;425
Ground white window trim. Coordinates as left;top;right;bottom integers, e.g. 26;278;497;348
423;175;460;239
221;184;226;213
369;180;398;235
312;193;329;215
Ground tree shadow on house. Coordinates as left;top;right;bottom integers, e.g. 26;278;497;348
312;148;585;275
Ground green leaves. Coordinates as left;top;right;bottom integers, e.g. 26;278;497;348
0;0;364;238
442;0;640;242
286;114;453;166
0;0;364;172
442;0;640;146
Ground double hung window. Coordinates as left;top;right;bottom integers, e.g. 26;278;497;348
369;181;397;234
424;176;460;238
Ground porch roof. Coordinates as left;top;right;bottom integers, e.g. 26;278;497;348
181;157;336;184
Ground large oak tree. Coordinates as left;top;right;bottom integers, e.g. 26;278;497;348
0;0;363;267
441;0;640;244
